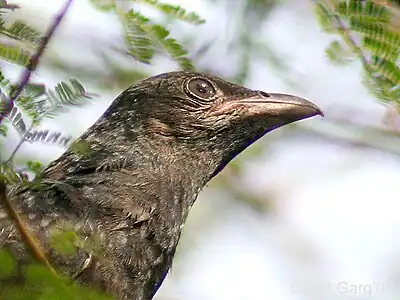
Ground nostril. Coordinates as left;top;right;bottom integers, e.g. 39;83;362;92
258;91;270;98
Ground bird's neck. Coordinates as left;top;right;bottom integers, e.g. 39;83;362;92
78;121;219;220
132;137;209;213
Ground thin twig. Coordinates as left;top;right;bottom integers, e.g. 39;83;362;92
0;179;57;275
0;0;74;125
5;122;35;164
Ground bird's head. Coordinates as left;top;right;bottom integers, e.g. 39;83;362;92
102;71;322;178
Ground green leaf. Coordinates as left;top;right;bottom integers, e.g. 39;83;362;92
124;10;194;70
70;139;92;156
142;0;205;25
26;160;44;174
372;58;400;86
325;40;354;65
2;21;41;45
0;249;16;279
0;163;23;184
336;0;391;23
362;71;399;104
124;11;155;64
315;0;400;105
0;68;11;87
13;83;48;122
352;19;400;50
0;262;113;300
314;2;337;33
0;43;30;66
25;83;46;98
7;105;28;135
50;228;80;257
89;0;116;12
43;78;95;118
0;123;7;136
150;24;193;70
16;94;40;121
363;36;399;61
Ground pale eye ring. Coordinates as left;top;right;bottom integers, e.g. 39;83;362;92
184;77;217;100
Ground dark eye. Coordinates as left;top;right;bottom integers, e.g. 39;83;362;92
185;78;217;100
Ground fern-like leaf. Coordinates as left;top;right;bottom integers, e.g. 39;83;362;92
43;79;94;118
363;36;399;61
314;0;400;105
6;103;74;147
350;19;400;49
314;3;337;33
148;24;193;70
2;78;91;147
0;43;30;66
325;40;355;65
124;11;155;64
0;71;12;117
14;84;45;122
89;0;116;12
0;70;10;88
142;0;205;25
124;10;193;70
371;57;400;86
0;123;7;136
0;21;41;45
363;72;399;104
24;129;73;147
0;163;23;185
336;0;391;23
8;104;28;135
25;160;44;175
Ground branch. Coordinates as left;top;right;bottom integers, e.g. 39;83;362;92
0;179;57;274
0;0;74;125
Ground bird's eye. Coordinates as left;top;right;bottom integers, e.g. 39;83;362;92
185;78;217;100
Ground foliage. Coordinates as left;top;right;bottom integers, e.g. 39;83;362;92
0;0;203;154
0;16;40;66
90;0;204;70
314;0;400;105
123;11;194;70
0;250;114;300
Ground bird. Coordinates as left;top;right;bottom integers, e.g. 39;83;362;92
0;71;322;300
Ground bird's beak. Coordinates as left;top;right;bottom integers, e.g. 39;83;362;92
239;92;323;119
211;92;323;123
207;92;322;179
